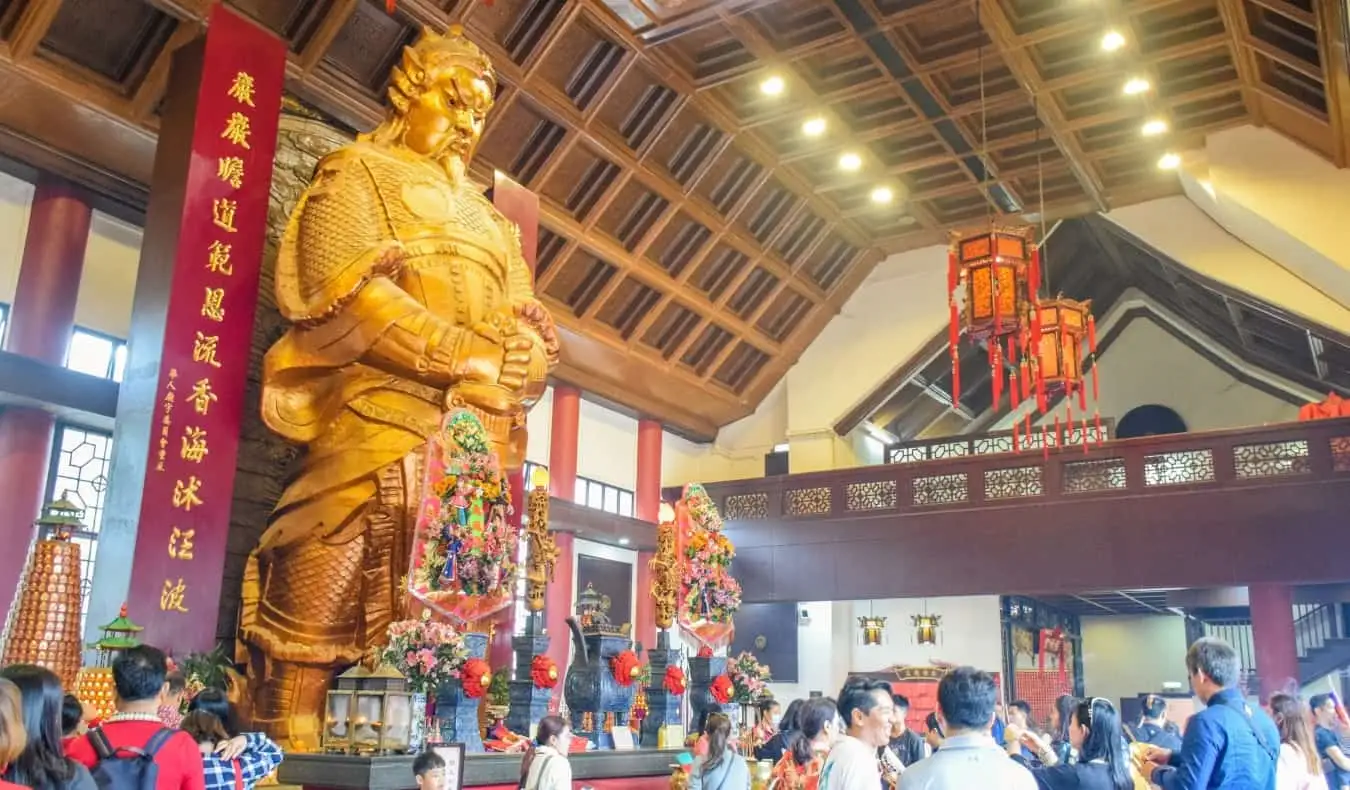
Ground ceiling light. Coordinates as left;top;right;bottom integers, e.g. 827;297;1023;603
1101;30;1126;52
1141;118;1168;136
1122;77;1150;96
1157;152;1181;170
802;116;827;136
870;186;894;204
760;75;785;96
839;152;863;171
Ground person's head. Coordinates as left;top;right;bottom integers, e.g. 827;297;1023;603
703;712;734;770
384;30;496;167
1271;694;1321;775
0;664;76;787
1052;694;1078;742
1310;693;1337;726
1185;637;1239;702
413;749;446;790
924;711;943;750
535;715;570;752
162;671;187;709
60;694;84;737
1007;700;1032;729
180;711;229;747
757;698;781;727
890;694;911;735
836;678;894;747
1141;694;1168;724
936;667;997;737
1071;698;1131;790
187;688;238;737
0;679;25;773
789;697;839;766
778;699;805;734
112;644;168;710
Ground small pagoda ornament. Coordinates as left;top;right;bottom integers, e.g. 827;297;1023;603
1;493;88;687
75;605;145;720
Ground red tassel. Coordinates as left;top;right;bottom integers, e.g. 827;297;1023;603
1025;412;1032;439
1037;373;1047;414
386;0;396;12
1079;378;1088;412
1020;360;1031;401
1009;367;1020;411
1082;418;1090;454
1092;364;1100;402
1012;420;1020;453
990;343;1003;410
949;304;959;351
948;247;959;299
1095;411;1103;446
1066;389;1074;432
1029;244;1041;301
1088;313;1097;353
1042;426;1050;460
952;349;961;407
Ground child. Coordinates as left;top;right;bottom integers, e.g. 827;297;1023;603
159;671;187;728
60;694;85;749
413;750;446;790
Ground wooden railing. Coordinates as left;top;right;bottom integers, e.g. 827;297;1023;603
884;419;1116;465
704;418;1350;522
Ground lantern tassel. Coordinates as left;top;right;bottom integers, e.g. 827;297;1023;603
1009;367;1020;412
1054;415;1061;451
1082;418;1089;454
1092;363;1100;402
386;0;396;12
1042;426;1049;461
1088;313;1097;353
990;343;1002;411
1079;378;1088;412
1012;419;1020;453
1037;372;1047;414
1095;411;1103;447
1030;243;1041;301
952;349;961;407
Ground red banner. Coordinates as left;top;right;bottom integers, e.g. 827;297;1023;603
125;5;285;652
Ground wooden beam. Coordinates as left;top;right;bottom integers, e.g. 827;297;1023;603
1216;0;1265;125
1314;0;1350;166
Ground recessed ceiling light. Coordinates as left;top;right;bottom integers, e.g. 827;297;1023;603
870;186;894;204
1141;118;1168;136
802;116;827;136
1101;30;1126;52
760;75;785;96
1122;77;1151;96
839;152;863;171
1157;152;1181;170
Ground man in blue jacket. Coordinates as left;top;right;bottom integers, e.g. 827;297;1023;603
1144;637;1278;790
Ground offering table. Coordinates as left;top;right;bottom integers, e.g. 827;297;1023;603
280;751;679;790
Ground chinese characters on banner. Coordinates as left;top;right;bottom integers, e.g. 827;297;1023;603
125;5;285;651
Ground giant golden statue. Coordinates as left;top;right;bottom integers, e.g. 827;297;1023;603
238;26;558;750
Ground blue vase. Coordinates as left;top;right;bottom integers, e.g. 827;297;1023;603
433;632;489;753
409;691;427;752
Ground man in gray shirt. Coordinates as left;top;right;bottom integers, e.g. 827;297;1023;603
899;667;1036;790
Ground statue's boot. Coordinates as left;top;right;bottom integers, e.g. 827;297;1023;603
246;651;333;753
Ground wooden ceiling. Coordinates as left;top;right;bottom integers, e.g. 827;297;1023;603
0;0;1344;439
841;215;1350;441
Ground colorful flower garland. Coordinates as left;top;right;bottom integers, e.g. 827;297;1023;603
680;484;741;625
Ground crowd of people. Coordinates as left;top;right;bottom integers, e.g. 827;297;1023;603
0;645;282;790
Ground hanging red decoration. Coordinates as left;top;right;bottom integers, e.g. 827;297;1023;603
947;227;1036;411
531;655;559;690
710;674;734;704
1024;296;1104;449
664;666;687;696
697;646;713;659
1038;627;1069;682
611;650;641;687
461;658;492;699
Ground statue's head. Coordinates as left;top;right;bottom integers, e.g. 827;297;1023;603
388;25;496;164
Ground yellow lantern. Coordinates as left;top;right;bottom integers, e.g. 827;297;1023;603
857;616;887;646
912;613;942;646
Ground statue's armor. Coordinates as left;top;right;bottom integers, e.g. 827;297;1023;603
239;141;547;749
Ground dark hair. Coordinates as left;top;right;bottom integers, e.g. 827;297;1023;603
413;750;445;777
1054;695;1078;744
936;667;997;731
112;644;168;703
60;695;82;737
1310;694;1334;713
164;671;187;696
1075;698;1132;790
518;715;568;785
0;665;77;789
1009;700;1032;720
1271;693;1320;774
181;711;229;745
1141;694;1167;720
892;694;911;711
789;697;837;767
0;679;25;769
925;712;943;736
837;678;891;730
778;699;805;734
1185;637;1239;688
757;698;780;715
703;712;734;772
187;689;238;737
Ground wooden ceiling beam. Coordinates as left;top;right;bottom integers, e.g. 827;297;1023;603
1216;0;1265;125
130;18;205;122
1314;0;1350;166
9;0;65;60
299;0;360;74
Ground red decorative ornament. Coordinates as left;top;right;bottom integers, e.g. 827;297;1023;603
531;655;559;690
611;650;641;687
663;666;687;696
697;646;713;659
947;227;1036;406
461;658;492;699
710;674;733;704
1038;627;1069;682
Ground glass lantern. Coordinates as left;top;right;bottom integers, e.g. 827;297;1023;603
321;664;414;754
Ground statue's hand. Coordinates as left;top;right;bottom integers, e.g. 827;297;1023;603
515;299;559;363
498;332;535;393
441;322;505;384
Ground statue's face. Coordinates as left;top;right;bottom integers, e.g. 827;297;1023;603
403;66;493;165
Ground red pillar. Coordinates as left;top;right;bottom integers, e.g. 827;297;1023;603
549;386;581;501
1249;583;1299;702
543;531;575;711
636;419;663;523
0;177;90;618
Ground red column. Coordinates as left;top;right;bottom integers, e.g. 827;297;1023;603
1249;583;1299;702
636;418;663;523
549;386;581;501
0;177;91;618
543;531;575;711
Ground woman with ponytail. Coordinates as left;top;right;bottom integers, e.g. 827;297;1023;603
517;715;572;790
770;697;837;790
691;713;750;790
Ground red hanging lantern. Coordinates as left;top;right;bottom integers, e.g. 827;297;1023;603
1030;297;1091;398
947;227;1036;409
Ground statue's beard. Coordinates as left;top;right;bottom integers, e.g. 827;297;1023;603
439;133;475;166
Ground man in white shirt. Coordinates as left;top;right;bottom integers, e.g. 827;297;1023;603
820;677;896;790
899;667;1036;790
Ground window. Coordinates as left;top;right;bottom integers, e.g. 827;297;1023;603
575;476;635;518
65;327;127;382
43;423;115;627
0;302;9;346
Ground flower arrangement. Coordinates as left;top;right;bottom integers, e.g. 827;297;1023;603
531;655;559;690
663;666;687;696
727;651;771;704
409;411;521;624
679;485;741;628
710;674;733;705
380;612;471;693
461;658;492;699
611;650;641;687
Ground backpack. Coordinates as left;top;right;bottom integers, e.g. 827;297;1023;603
88;727;176;790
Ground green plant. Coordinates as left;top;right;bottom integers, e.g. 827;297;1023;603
488;670;510;707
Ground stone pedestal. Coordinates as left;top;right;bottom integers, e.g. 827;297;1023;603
640;631;683;748
506;614;552;735
688;654;728;733
564;630;638;748
434;632;488;752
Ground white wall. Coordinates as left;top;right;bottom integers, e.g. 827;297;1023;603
0;172;34;307
1080;615;1190;705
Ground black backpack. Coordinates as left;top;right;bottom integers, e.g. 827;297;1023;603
88;727;176;790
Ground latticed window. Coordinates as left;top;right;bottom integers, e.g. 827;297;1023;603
43;423;114;627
